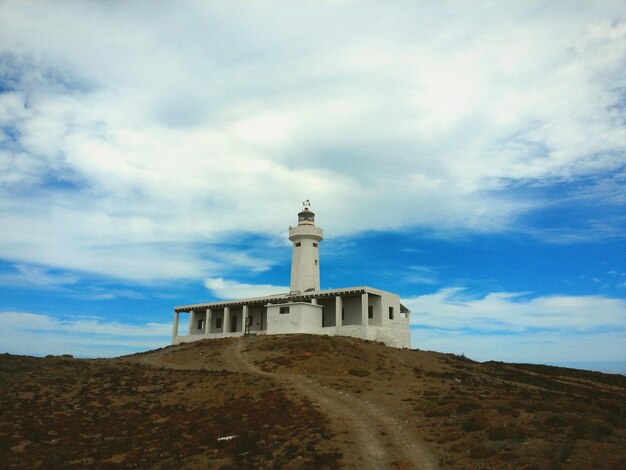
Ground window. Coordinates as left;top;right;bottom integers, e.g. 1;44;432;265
197;319;204;330
389;307;394;320
368;306;373;319
299;213;314;223
295;242;301;247
315;260;318;266
341;308;345;320
313;243;318;247
216;317;222;329
280;306;290;314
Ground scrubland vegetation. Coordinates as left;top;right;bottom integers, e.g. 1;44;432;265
1;335;624;469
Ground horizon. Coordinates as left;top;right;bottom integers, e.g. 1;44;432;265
0;1;625;374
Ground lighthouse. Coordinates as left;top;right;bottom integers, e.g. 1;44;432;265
289;200;323;292
174;201;411;349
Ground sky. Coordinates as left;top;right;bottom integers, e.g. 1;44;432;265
0;1;625;373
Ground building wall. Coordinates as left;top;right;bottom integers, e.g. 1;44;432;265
266;302;324;335
372;292;410;347
368;294;382;327
341;296;362;325
379;292;408;329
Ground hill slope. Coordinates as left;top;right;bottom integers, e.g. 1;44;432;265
1;334;625;469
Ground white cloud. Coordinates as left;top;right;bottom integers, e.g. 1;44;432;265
407;288;626;364
406;288;626;331
204;277;288;299
0;311;171;357
0;262;148;299
0;263;78;288
0;2;624;281
404;265;439;285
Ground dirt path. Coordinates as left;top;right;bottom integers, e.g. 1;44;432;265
229;338;438;470
125;339;437;469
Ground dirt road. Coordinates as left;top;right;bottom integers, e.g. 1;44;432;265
228;337;438;470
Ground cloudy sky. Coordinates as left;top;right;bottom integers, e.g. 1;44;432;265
1;1;625;372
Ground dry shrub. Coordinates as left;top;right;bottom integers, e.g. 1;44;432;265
543;414;566;429
508;399;525;409
606;411;626;428
348;368;369;377
422;403;453;417
461;413;488;432
560;438;574;462
487;425;526;441
569;419;613;440
456;400;481;413
314;450;343;466
469;442;497;459
497;403;520;418
518;388;532;399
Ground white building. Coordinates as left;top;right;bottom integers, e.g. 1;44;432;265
172;204;411;348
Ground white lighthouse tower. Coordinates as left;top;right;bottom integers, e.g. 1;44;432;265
289;200;323;292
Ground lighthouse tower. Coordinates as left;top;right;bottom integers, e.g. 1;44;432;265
289;201;323;292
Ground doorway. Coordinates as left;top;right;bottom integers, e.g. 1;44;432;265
230;315;237;333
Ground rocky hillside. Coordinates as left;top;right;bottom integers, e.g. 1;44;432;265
1;334;625;469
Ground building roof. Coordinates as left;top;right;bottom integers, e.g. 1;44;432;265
175;285;410;313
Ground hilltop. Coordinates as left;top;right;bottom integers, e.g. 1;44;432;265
1;334;625;469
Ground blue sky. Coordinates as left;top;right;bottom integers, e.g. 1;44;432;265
0;1;625;373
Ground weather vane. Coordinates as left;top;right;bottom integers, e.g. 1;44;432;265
302;199;311;209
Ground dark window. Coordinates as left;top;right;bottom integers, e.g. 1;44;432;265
197;319;204;330
341;308;345;320
295;242;301;247
313;243;318;247
216;317;222;329
315;260;318;266
280;306;290;314
368;306;373;319
389;307;394;320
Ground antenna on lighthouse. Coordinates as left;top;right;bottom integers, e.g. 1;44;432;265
302;199;311;209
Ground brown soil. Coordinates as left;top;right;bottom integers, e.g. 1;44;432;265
1;334;625;469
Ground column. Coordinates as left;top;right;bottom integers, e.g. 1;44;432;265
188;310;194;334
311;298;318;305
224;307;230;333
205;308;211;335
335;295;342;328
242;305;249;334
172;311;179;341
361;293;368;326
